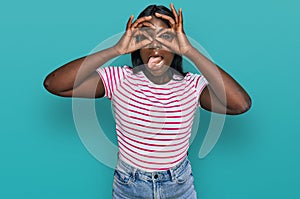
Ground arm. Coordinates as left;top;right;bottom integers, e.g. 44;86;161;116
43;16;154;98
185;48;251;115
155;4;251;115
44;47;119;98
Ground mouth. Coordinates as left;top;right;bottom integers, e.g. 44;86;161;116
147;55;164;68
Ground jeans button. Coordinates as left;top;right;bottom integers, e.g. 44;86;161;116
154;174;158;179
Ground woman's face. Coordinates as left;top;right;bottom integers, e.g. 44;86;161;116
139;16;174;77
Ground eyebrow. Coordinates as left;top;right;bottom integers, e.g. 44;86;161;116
141;24;167;34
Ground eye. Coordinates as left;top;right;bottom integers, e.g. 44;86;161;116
136;34;147;42
160;33;174;41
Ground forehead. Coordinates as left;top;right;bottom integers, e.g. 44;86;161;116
148;17;169;28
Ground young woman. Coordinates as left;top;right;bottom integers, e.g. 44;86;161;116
44;4;251;199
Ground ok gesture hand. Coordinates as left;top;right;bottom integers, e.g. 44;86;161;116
114;16;155;55
154;4;192;55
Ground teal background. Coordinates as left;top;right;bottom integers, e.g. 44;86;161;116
1;0;299;198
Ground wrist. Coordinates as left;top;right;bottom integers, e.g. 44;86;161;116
111;45;123;56
183;46;196;57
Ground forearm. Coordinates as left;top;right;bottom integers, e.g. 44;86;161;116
185;47;251;111
44;46;120;93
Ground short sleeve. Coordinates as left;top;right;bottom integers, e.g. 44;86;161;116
96;66;127;99
195;74;208;97
185;73;209;107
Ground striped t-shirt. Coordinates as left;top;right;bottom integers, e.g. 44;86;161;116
96;66;208;171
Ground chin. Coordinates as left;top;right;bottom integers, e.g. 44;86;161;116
146;66;169;76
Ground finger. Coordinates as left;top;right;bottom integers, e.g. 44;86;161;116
133;25;153;34
126;15;134;30
138;22;156;30
131;16;152;29
179;8;183;27
139;26;155;40
155;37;175;52
134;39;153;50
133;30;153;42
154;13;176;28
170;3;179;24
156;28;175;37
137;22;156;32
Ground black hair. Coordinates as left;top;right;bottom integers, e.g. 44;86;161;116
131;5;186;77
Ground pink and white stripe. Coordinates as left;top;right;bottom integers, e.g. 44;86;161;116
97;66;208;171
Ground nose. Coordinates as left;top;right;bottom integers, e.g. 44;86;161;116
148;39;161;49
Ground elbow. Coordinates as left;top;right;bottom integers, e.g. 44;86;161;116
43;74;61;96
43;76;53;93
237;100;252;114
43;75;73;97
229;97;252;115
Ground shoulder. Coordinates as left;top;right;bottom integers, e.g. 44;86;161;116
96;65;132;72
96;65;132;77
183;72;208;90
183;72;204;82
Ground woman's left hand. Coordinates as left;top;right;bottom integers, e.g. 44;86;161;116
154;4;192;55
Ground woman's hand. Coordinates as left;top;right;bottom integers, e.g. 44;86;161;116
154;4;192;55
114;16;155;55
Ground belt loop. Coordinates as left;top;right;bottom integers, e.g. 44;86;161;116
169;168;175;182
132;168;137;181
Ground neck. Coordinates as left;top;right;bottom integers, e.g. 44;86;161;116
142;68;172;85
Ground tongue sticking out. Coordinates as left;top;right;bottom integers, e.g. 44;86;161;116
148;56;163;67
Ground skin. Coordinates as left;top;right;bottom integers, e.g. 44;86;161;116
43;3;251;115
139;17;174;84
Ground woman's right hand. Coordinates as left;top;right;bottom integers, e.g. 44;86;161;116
44;15;155;98
114;15;155;55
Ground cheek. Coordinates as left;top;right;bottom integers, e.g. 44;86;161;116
140;50;148;64
165;55;174;65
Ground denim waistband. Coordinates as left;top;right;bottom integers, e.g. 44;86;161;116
116;156;190;182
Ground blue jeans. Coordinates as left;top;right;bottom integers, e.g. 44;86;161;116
112;156;197;199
